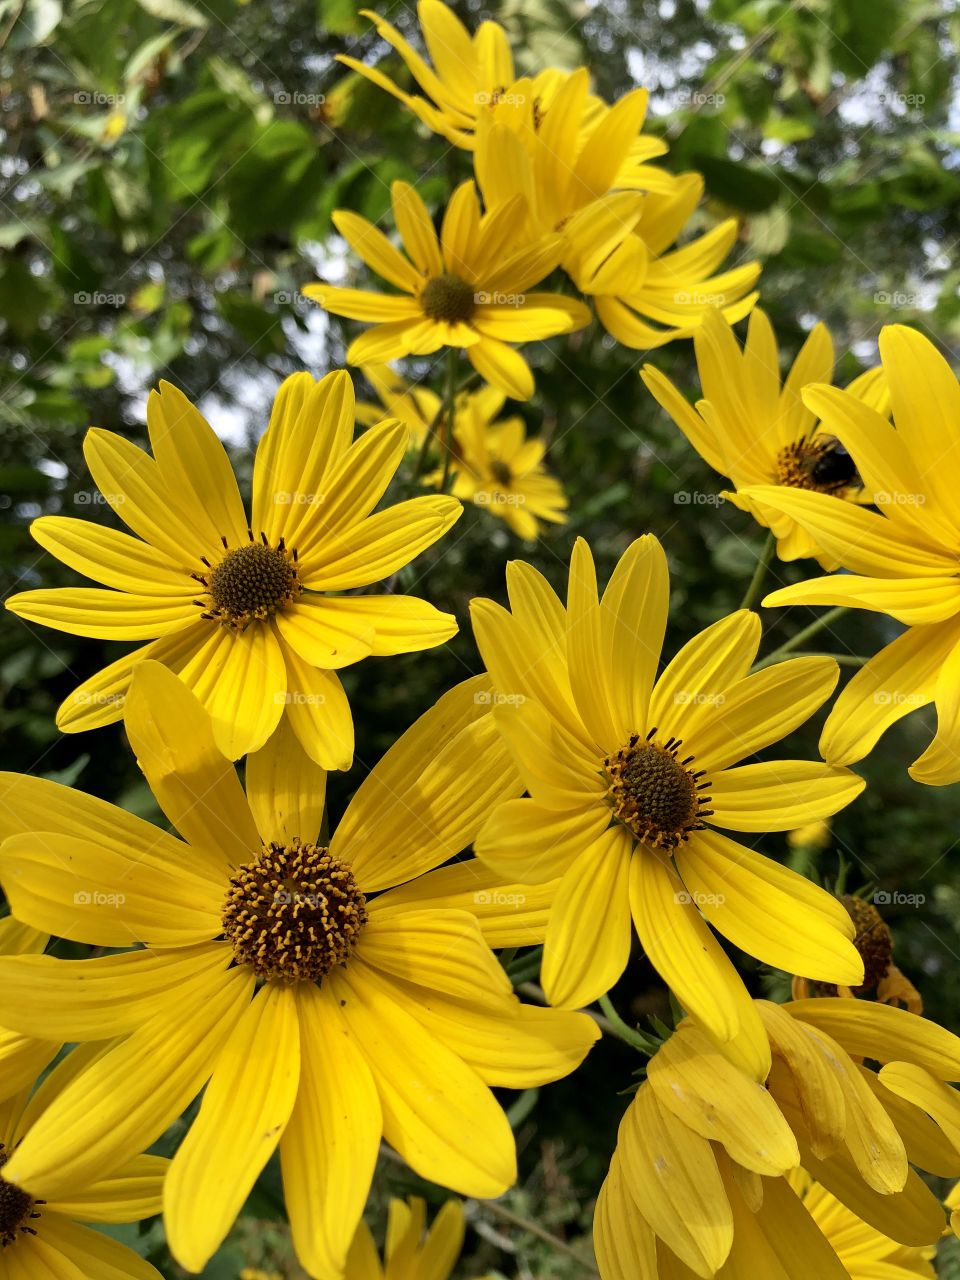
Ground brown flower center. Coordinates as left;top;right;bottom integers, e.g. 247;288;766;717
490;459;513;487
195;537;301;631
421;273;477;324
222;840;368;982
776;436;858;495
604;731;712;849
0;1147;41;1249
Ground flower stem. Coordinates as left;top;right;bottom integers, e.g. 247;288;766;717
739;531;776;611
475;1197;600;1275
597;993;660;1054
759;606;849;666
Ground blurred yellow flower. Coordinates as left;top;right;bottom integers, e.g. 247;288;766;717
305;180;590;401
346;1196;473;1280
643;308;890;564
472;535;864;1067
0;1053;167;1277
6;370;461;768
594;998;957;1278
742;325;960;784
0;663;596;1278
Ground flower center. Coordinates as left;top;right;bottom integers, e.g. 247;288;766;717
776;436;859;495
604;731;712;849
421;273;477;323
490;459;513;487
222;840;368;983
0;1147;41;1249
195;536;301;631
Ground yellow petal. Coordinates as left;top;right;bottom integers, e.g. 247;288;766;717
392;181;443;276
649;610;761;730
280;982;382;1280
180;621;286;760
467;337;535;401
5;588;197;640
788;998;960;1081
245;713;326;846
331;961;516;1197
594;1150;658;1280
541;826;633;1009
282;651;354;771
50;1153;166;1222
675;829;863;986
706;761;865;832
600;534;669;740
274;596;374;669
475;797;605;884
647;1024;799;1175
124;661;259;867
165;982;301;1273
877;1061;960;1153
30;1216;164;1280
759;1001;846;1158
30;516;194;595
360;907;513;1005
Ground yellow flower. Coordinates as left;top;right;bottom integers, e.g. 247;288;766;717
0;1054;167;1278
0;662;597;1279
594;998;958;1279
337;0;519;150
471;535;865;1068
740;325;960;784
642;308;890;563
303;180;591;401
788;1170;935;1278
0;918;59;1105
5;371;461;768
347;1196;472;1280
357;363;444;447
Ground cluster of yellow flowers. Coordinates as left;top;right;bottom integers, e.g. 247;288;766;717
2;3;960;1278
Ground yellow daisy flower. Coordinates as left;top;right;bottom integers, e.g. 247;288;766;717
5;370;461;769
346;1196;491;1280
788;1171;935;1278
0;1053;167;1279
740;325;960;784
642;307;890;563
594;998;959;1279
471;535;865;1065
356;363;444;448
303;179;591;402
0;662;597;1279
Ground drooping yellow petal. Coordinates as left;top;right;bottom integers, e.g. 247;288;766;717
180;621;286;760
759;1001;846;1159
594;1150;658;1280
281;652;354;771
245;713;326;847
788;998;960;1081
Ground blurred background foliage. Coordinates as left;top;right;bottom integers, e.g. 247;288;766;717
2;0;960;1274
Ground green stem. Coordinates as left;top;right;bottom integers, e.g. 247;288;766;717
477;1198;600;1275
759;606;849;666
440;346;458;492
597;993;660;1054
739;532;776;611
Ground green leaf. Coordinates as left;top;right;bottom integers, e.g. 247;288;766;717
134;0;208;27
696;156;782;212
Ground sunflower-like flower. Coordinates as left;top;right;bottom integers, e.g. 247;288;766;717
347;1196;491;1280
471;535;865;1065
593;998;960;1279
642;308;890;563
5;371;460;768
304;180;590;402
0;662;596;1278
739;325;960;784
0;1055;167;1278
0;919;59;1104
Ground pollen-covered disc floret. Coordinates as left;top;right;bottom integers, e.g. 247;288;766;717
420;273;477;324
0;1146;41;1249
604;730;712;849
776;435;858;495
222;839;368;983
198;536;301;631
